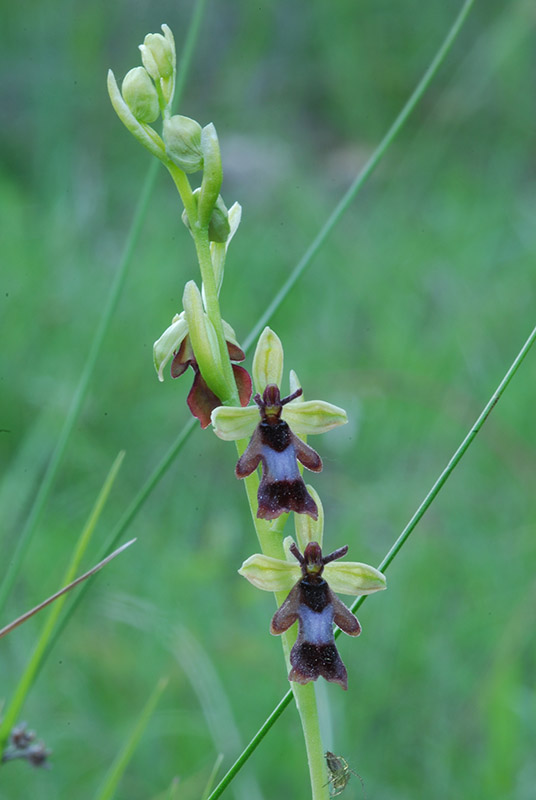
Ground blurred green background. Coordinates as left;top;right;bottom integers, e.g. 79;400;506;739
1;0;535;797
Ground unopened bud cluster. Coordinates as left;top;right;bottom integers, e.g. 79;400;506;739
108;24;229;245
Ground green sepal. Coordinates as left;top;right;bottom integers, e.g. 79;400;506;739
252;327;284;395
211;405;258;441
283;400;347;435
238;553;300;592
294;486;323;550
323;561;387;596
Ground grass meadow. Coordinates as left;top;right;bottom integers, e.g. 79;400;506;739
1;0;535;798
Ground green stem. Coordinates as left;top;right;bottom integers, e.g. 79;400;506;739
237;440;328;799
166;165;238;405
193;228;239;404
166;162;197;228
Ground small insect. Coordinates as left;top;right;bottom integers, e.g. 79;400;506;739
325;751;366;798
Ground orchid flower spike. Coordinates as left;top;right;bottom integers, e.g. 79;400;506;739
239;536;386;690
211;327;347;519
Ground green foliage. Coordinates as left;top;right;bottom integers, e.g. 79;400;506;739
1;1;535;798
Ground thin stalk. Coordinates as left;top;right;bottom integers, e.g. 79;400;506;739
166;162;197;227
166;166;239;405
0;0;209;617
237;441;328;799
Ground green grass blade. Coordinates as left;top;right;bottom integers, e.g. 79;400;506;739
201;754;224;800
0;0;209;618
345;320;536;619
242;0;476;352
43;420;196;665
165;777;181;799
0;165;157;618
0;452;127;755
94;677;168;800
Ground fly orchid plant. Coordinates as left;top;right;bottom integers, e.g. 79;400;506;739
109;24;386;799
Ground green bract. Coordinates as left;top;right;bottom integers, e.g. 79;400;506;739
107;69;166;160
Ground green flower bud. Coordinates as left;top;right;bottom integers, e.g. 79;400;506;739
164;115;203;173
121;67;159;124
139;25;176;107
140;33;174;81
208;195;230;243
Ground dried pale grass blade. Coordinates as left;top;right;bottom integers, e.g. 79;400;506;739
0;540;136;640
